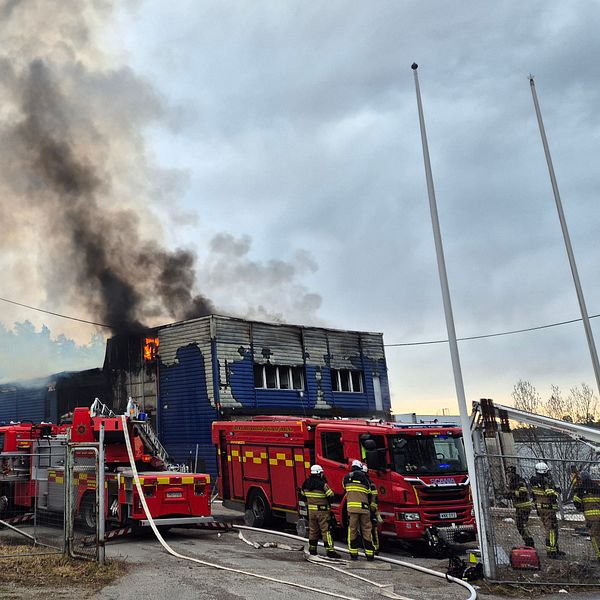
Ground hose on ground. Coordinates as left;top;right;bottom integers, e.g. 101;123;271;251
234;525;477;600
120;416;359;600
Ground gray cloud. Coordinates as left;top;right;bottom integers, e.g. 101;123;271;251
2;0;600;409
115;0;600;411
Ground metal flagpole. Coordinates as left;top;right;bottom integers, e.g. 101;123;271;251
411;63;491;577
529;75;600;397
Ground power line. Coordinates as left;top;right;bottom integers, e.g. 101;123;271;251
0;296;113;329
385;313;600;347
0;294;597;346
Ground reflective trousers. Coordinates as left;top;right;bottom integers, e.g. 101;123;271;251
347;513;374;558
515;508;534;547
538;510;559;554
586;520;600;559
308;512;334;551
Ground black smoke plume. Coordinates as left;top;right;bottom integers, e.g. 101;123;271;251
0;3;214;333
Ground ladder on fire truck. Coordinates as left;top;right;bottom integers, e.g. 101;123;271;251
91;397;171;466
132;420;170;466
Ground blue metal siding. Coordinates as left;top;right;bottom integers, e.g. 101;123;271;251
159;345;218;476
225;348;256;409
0;388;17;422
16;388;46;422
0;386;48;423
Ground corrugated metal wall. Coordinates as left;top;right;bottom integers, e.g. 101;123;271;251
159;344;218;475
213;317;250;410
158;318;218;475
0;384;48;423
212;316;391;416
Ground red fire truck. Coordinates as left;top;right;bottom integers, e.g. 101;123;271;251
213;416;475;546
0;400;211;531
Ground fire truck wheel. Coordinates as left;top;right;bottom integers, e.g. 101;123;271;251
244;489;271;528
80;493;97;533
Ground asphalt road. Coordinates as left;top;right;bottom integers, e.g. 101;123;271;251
93;526;472;600
88;505;600;600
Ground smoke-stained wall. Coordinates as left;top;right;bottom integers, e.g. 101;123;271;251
149;315;391;475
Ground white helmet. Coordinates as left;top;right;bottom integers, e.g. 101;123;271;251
351;459;363;469
361;463;368;473
535;461;550;474
310;464;324;475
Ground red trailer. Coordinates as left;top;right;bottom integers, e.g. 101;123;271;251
213;416;475;547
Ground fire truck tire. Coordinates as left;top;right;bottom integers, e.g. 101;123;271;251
80;493;97;533
244;489;271;528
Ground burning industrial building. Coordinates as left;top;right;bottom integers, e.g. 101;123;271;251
0;315;391;476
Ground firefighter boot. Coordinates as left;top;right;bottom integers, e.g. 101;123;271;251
327;550;342;559
308;541;318;556
365;539;375;562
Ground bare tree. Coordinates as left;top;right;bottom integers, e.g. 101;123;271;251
511;380;599;501
545;385;569;422
512;379;542;414
568;383;598;424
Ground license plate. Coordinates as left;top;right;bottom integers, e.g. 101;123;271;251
439;512;457;519
166;491;183;498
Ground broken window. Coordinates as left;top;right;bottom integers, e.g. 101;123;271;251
291;367;304;390
331;369;364;393
265;364;277;389
253;364;265;388
253;364;305;390
279;367;291;389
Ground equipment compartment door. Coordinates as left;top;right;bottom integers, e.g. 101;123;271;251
268;447;297;508
228;444;244;500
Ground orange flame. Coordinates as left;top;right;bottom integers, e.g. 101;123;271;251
143;337;159;361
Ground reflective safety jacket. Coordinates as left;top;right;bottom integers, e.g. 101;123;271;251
367;477;379;512
573;479;600;522
507;472;533;510
343;468;372;515
300;474;334;513
530;474;559;512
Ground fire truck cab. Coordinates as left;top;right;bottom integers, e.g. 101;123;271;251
213;416;475;545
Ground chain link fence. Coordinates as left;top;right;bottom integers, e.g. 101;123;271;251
1;442;103;561
475;428;600;585
0;445;67;556
66;445;100;560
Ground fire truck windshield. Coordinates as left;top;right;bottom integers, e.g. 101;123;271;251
389;434;468;475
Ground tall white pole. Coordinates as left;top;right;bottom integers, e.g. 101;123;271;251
411;63;491;576
529;75;600;397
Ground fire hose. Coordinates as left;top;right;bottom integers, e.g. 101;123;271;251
121;416;359;600
121;416;477;600
234;525;477;600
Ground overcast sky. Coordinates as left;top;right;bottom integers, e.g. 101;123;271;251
2;1;600;415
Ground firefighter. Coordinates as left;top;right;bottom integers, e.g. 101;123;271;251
530;461;565;558
362;463;383;554
343;459;374;561
300;464;341;559
506;465;534;547
573;469;600;562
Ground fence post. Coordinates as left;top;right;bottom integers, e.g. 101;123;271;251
64;439;73;557
98;423;105;564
